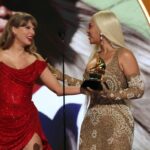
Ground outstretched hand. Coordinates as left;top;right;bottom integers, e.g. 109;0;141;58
80;85;112;100
80;87;92;95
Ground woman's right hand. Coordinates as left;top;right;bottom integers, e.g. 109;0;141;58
80;87;93;95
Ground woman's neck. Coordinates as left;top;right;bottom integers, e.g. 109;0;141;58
7;43;25;56
99;47;115;55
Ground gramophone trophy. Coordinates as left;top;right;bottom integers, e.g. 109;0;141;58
81;57;106;90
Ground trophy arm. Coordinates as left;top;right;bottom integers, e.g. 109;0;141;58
99;75;144;100
48;63;82;86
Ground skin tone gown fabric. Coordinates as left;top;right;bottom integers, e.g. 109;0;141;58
79;50;143;150
0;59;52;150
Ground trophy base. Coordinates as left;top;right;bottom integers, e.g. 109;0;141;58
81;80;103;90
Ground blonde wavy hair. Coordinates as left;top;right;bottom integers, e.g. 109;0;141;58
89;10;126;60
0;12;38;53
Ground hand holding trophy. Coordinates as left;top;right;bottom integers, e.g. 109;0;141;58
81;57;106;90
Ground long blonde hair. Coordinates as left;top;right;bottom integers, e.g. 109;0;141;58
89;10;126;61
0;12;38;53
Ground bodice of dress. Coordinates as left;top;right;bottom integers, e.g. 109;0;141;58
84;50;127;90
0;60;47;118
102;50;128;91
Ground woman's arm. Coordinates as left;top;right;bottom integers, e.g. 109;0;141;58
33;52;82;95
40;67;81;96
101;74;144;100
96;49;144;100
48;63;83;86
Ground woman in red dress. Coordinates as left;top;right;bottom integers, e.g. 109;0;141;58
0;12;82;150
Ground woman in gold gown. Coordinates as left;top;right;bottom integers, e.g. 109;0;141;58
49;10;144;150
79;10;144;150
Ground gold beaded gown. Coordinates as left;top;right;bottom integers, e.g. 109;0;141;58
48;49;144;150
79;50;144;150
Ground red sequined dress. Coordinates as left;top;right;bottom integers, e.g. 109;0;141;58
0;60;52;150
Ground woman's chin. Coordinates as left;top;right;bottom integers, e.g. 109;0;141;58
22;42;32;47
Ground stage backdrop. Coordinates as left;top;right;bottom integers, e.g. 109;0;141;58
1;0;150;150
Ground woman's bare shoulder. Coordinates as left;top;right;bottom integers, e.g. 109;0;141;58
118;47;139;73
118;48;135;60
31;52;45;61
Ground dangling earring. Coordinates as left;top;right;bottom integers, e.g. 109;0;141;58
100;33;103;45
100;33;103;40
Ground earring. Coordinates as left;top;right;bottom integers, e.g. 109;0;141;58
100;33;103;40
100;33;103;46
